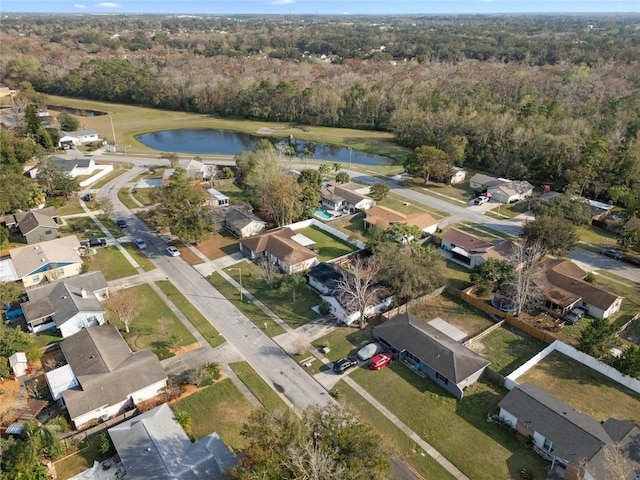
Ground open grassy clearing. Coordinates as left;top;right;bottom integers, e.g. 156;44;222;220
468;327;546;376
297;225;357;261
106;283;196;359
351;367;548;480
195;231;240;260
85;245;137;280
402;177;475;203
410;292;496;339
117;188;139;209
377;192;447;218
225;261;320;328
47;95;408;169
336;380;456;480
517;350;640;425
156;280;225;349
55;196;85;216
121;243;156;272
207;272;286;336
59;216;104;239
172;379;255;450
228;361;289;411
576;224;621;247
131;187;156;206
54;436;113;480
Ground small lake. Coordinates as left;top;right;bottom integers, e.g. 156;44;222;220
135;128;393;166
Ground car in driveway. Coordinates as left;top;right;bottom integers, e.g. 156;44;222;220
81;238;106;248
116;219;127;228
166;246;180;257
356;342;383;361
135;238;147;249
82;193;94;201
332;357;358;374
564;308;586;325
473;195;490;205
600;248;623;259
369;353;392;371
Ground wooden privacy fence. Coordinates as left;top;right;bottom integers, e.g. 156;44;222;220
61;409;139;447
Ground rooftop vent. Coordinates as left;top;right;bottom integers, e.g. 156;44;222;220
80;288;87;298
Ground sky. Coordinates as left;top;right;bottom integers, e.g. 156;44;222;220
1;0;639;15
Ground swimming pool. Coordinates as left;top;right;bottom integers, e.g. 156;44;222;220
314;208;334;220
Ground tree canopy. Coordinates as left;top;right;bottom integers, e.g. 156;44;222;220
404;145;449;183
530;194;592;226
522;216;579;256
225;405;390;480
577;317;620;360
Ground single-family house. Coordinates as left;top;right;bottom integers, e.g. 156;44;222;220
541;259;622;319
162;159;213;185
319;182;375;214
45;324;168;429
205;188;230;207
48;156;98;178
3;207;59;244
588;199;614;222
374;312;490;399
307;262;393;325
9;235;83;287
21;271;109;337
498;383;640;480
9;352;28;377
469;173;534;203
239;227;318;274
224;208;266;238
434;166;467;185
364;206;439;237
108;403;236;480
57;129;99;147
440;228;514;269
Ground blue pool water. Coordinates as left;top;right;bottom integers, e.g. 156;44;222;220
314;208;334;220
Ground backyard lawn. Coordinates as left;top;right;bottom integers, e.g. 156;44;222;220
225;261;321;328
467;327;546;376
229;361;289;411
297;225;357;261
171;379;255;450
156;280;225;349
336;381;456;480
442;260;473;290
106;283;196;359
517;350;640;425
350;366;548;480
54;436;113;480
410;292;495;339
207;272;287;336
211;182;253;204
85;245;137;280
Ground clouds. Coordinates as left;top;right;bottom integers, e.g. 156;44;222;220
95;2;121;7
271;0;295;5
73;4;88;8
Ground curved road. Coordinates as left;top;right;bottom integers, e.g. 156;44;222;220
99;165;332;411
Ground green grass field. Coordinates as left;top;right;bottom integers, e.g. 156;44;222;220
470;327;546;375
156;280;225;349
229;361;289;411
106;283;196;359
121;243;156;272
297;225;357;261
54;436;113;480
85;245;137;280
117;188;139;209
171;379;256;450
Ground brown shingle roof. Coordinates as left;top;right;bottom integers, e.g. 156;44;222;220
239;227;317;264
9;236;82;278
365;206;437;230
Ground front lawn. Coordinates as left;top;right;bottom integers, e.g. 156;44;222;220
378;192;447;218
195;231;241;260
410;292;495;339
55;196;84;216
229;361;289;411
591;275;640;329
225;261;321;328
85;245;137;280
117;188;139;209
207;272;287;336
106;283;196;359
351;367;548;480
60;217;103;239
518;350;640;425
402;176;475;203
122;243;156;272
312;319;381;363
297;225;357;261
131;187;156;206
156;280;225;349
171;379;256;450
468;327;546;376
576;224;620;247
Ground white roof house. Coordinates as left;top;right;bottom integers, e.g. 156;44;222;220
9;352;28;377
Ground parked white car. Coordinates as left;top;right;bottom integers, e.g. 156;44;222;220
135;238;147;249
166;246;180;257
474;195;490;205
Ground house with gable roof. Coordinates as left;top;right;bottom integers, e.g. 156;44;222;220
45;324;167;429
498;382;640;480
364;206;439;238
108;403;236;480
469;173;534;203
319;182;375;215
48;156;98;178
541;259;622;319
239;227;318;274
440;228;514;268
3;207;59;244
9;235;83;287
21;271;109;337
57;129;99;147
224;207;266;238
373;312;490;399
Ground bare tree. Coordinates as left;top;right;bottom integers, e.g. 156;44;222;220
257;256;279;288
502;240;546;315
107;289;139;334
96;197;114;217
603;445;636;480
335;258;381;329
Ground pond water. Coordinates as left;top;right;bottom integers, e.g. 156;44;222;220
135;128;393;166
47;105;107;117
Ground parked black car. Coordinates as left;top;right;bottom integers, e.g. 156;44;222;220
600;248;623;259
89;238;107;248
623;255;640;267
116;219;127;228
332;357;359;374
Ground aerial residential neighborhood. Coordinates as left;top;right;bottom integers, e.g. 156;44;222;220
1;7;640;480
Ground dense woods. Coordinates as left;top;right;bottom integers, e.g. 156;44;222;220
1;14;639;207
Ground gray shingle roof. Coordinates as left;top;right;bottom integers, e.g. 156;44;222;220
108;403;236;480
374;312;489;384
224;208;265;230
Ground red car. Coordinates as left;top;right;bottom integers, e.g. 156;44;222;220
369;353;392;370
